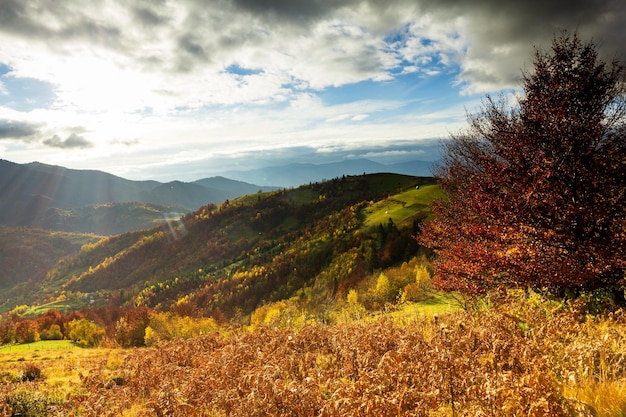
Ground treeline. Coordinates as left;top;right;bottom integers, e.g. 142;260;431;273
0;308;103;346
0;305;214;348
0;254;434;349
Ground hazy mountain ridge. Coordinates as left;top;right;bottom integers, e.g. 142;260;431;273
221;158;436;187
0;158;435;234
39;202;187;235
0;159;278;234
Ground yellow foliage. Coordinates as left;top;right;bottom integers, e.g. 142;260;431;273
415;264;431;286
10;305;29;316
144;313;217;346
263;306;283;325
346;289;359;305
68;319;105;348
374;273;391;300
401;264;433;303
250;300;309;329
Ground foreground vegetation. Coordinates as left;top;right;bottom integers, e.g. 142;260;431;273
1;292;625;416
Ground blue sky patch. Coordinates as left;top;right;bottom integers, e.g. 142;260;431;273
225;64;264;77
0;63;57;111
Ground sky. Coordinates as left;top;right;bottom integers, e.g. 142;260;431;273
0;0;624;182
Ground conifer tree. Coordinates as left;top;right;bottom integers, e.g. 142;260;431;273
419;32;625;299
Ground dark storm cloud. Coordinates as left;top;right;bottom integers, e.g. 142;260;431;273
230;0;340;23
3;0;624;57
414;0;626;88
0;119;39;141
43;133;93;149
0;0;43;36
132;2;169;27
463;0;624;52
0;0;122;46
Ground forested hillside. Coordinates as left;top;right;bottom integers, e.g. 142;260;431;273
0;228;100;312
1;174;435;321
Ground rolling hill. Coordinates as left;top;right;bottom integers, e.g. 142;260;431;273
0;174;439;317
0;227;100;299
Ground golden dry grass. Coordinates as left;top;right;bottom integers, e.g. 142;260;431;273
1;296;625;416
0;341;127;416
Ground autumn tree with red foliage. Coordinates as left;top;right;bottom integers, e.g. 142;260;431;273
419;33;625;300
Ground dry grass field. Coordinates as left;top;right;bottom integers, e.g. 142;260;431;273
2;293;625;416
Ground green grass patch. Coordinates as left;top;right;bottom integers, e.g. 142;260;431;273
362;184;443;230
232;191;275;206
0;340;77;353
391;292;464;321
22;299;89;317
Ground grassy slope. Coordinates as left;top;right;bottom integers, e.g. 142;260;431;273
0;340;77;353
362;182;443;230
0;340;127;412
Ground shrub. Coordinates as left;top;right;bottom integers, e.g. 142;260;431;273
4;389;50;417
17;363;44;382
40;324;63;341
144;312;218;346
401;264;433;302
68;319;105;347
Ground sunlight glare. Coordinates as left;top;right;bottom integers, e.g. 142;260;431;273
53;53;158;114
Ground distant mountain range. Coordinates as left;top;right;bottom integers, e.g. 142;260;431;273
0;159;277;234
222;158;436;187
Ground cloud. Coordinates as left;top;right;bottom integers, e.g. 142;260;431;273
1;0;623;110
0;119;39;140
131;3;170;27
110;138;140;146
415;0;626;92
43;133;93;149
